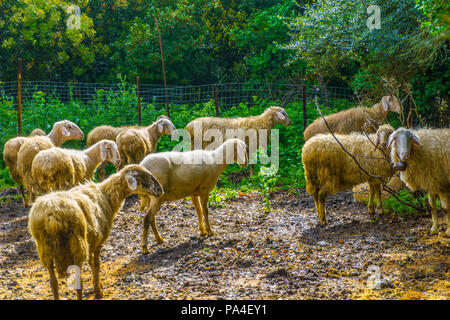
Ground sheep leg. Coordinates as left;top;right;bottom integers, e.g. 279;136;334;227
373;183;384;215
439;194;449;238
317;190;328;225
76;275;83;300
92;249;103;299
249;164;254;176
97;161;107;181
17;184;26;202
429;194;439;235
200;195;214;236
367;183;376;215
141;200;164;254
48;266;59;300
191;196;207;236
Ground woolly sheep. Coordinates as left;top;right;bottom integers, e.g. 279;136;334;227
16;120;84;206
116;117;177;168
31;140;121;194
86;115;170;179
138;138;248;254
185;106;290;175
28;164;163;300
388;128;450;237
3;128;46;201
302;124;396;225
303;96;401;141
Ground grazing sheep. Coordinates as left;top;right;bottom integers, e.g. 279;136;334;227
185;106;290;175
31;140;121;194
302;124;396;225
138;138;248;254
86;115;170;179
116;117;177;168
3;129;46;200
304;96;401;141
16;120;84;206
388;128;450;237
28;165;163;300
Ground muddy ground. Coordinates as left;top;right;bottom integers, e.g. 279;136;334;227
0;187;448;300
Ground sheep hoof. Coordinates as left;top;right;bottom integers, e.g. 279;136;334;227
141;246;149;255
94;290;103;299
207;231;214;237
430;226;439;235
376;208;384;215
368;207;375;215
155;237;165;245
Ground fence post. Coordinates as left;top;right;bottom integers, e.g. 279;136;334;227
155;16;170;118
17;58;22;136
212;84;220;117
302;83;307;132
137;76;141;126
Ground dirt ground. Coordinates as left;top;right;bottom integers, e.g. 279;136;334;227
0;187;448;300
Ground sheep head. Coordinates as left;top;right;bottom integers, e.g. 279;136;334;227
374;124;395;150
29;128;46;137
156;118;178;137
267;106;291;126
223;138;248;167
53;120;84;141
380;96;402;115
99;140;121;168
387;128;422;171
120;164;163;197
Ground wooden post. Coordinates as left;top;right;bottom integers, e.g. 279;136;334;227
137;76;141;126
302;83;307;132
212;84;220;117
155;16;170;118
17;58;22;136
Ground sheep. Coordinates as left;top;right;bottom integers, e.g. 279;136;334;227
185;106;290;175
86;115;170;180
302;124;396;225
31;140;121;194
116;117;177;168
303;95;401;141
3;129;46;200
388;127;450;237
138;138;248;254
28;164;163;300
16;120;84;206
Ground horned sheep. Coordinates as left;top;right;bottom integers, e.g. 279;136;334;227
302;124;396;225
31;140;121;194
388;128;450;237
138;138;248;254
303;96;401;141
28;165;163;300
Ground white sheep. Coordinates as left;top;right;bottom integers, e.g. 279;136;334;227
185;106;290;175
31;140;121;194
388;127;450;237
28;165;163;300
116;117;177;168
15;120;84;206
138;138;248;254
302;124;396;225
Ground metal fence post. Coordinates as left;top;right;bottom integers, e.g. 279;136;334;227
17;58;22;136
137;76;141;126
302;83;307;132
212;84;220;117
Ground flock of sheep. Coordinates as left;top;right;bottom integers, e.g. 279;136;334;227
2;99;449;300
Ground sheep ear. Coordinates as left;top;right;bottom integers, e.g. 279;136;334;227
381;96;390;112
276;111;285;121
126;173;137;190
158;121;164;133
387;135;395;149
411;133;421;147
99;143;107;161
61;126;70;137
373;136;380;151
